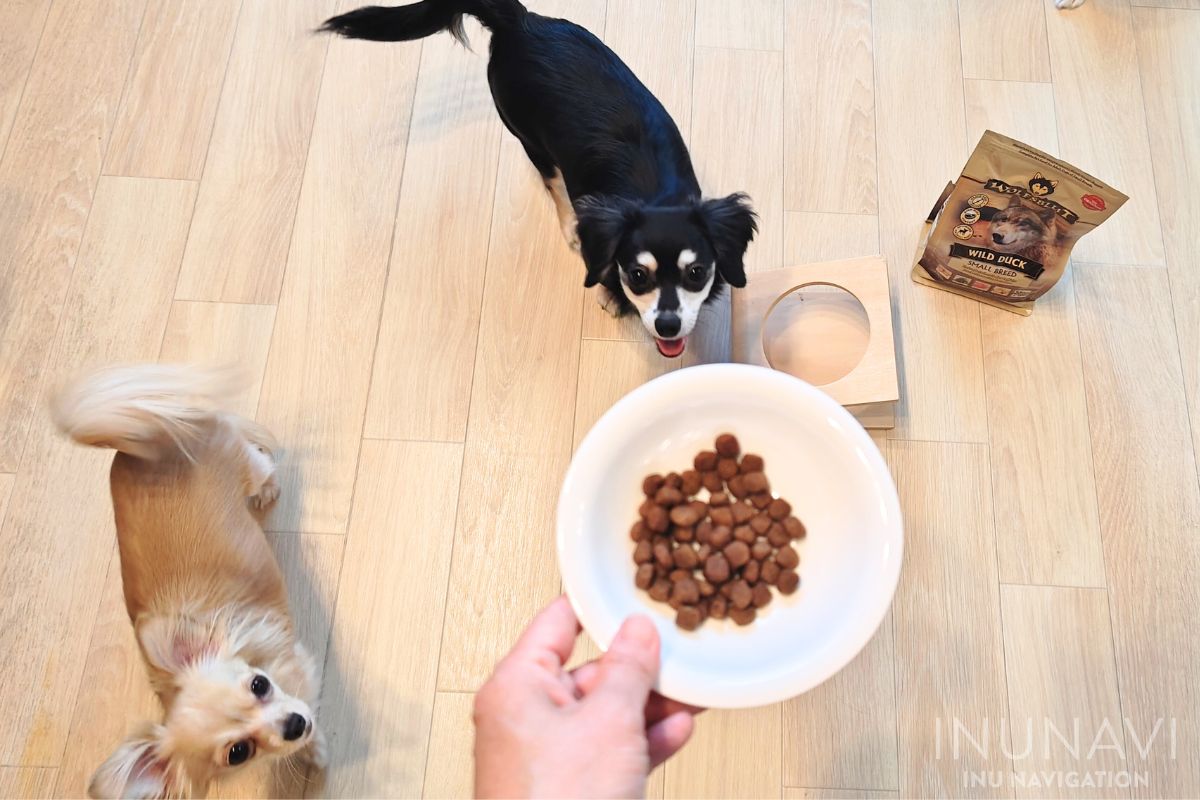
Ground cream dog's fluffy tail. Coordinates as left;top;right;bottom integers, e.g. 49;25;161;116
51;363;244;461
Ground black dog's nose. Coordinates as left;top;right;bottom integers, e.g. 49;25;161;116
282;713;307;742
655;312;681;339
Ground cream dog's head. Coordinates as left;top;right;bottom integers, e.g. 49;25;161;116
89;614;318;799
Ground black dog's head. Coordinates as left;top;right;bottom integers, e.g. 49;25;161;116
575;193;757;357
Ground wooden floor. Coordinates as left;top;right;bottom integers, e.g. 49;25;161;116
1;0;1198;797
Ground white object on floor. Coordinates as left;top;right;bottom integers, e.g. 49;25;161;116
1056;0;1086;8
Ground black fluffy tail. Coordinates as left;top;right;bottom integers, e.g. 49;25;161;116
319;0;526;46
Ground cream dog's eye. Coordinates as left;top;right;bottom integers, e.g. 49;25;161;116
228;739;255;766
250;674;271;699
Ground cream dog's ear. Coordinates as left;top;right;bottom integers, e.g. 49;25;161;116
137;615;215;674
89;723;186;799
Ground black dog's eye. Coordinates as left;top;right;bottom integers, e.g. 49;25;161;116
228;739;255;766
628;267;649;286
688;264;706;282
250;674;271;699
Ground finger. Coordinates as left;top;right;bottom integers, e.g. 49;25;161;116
569;661;601;697
507;595;581;668
645;692;706;725
586;615;659;708
647;710;696;768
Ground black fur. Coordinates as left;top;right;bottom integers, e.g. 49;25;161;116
322;0;757;351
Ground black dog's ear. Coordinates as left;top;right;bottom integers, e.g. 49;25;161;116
574;195;643;287
693;193;758;288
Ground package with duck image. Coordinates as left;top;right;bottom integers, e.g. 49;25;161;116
913;130;1127;315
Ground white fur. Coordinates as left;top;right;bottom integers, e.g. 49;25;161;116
544;169;579;251
677;272;715;336
635;251;657;269
677;249;697;268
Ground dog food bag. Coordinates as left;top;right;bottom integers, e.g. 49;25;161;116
913;130;1126;315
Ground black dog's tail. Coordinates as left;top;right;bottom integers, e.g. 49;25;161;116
319;0;526;46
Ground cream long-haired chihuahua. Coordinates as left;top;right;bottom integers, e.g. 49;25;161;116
52;364;325;798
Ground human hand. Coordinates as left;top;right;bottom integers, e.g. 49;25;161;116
473;596;701;799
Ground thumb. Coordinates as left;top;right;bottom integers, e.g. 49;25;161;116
588;615;660;707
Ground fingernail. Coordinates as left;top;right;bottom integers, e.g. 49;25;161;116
618;615;657;649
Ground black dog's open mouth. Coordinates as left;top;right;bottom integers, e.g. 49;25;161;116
655;337;686;358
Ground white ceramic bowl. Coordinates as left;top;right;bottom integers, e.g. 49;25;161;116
557;364;903;708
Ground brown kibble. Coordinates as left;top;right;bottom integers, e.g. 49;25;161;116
733;524;756;544
676;605;702;631
731;503;755;525
639;499;657;520
709;525;733;548
665;472;682;489
784;516;807;539
697;579;716;597
653;541;673;568
717;457;739;480
709;492;730;507
777;569;800;594
648;579;671;602
730;606;757;626
694;450;718;471
696;518;713;542
635;564;656;589
727;474;749;498
729;579;753;610
643;474;664;496
751;539;772;561
715;433;740;458
750;514;771;534
672;525;694;543
630;521;649;541
654;562;669;578
633;540;653;564
724;540;751;568
670;503;702;527
701;471;724;493
743;560;760;583
752;582;773;608
761;560;781;585
654;486;684;506
739;453;764;473
704;553;731;584
674;545;699;569
671;577;700;605
767;523;790;547
776;544;800;570
696;543;712;562
645;505;669;533
669;568;690;583
768;497;792;521
681;470;702;495
751;493;772;510
709;506;734;527
709;596;728;619
743;471;770;494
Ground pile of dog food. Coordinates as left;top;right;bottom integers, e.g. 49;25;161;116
631;434;805;630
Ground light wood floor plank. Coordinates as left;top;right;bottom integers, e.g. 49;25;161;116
0;0;147;472
0;177;195;765
874;0;987;443
174;0;335;304
684;46;784;367
784;790;897;800
363;28;501;443
963;80;1105;587
104;0;240;180
783;611;898;792
784;212;880;263
959;0;1051;82
159;301;276;419
0;474;13;531
784;0;877;214
255;34;419;534
0;768;57;800
573;340;680;451
0;0;51;157
889;440;1012;798
316;441;463;798
436;135;583;685
999;585;1125;799
1074;265;1200;798
696;0;783;50
422;692;475;800
1131;0;1200;10
1134;6;1200;483
663;706;781;799
604;0;695;137
1043;0;1164;266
